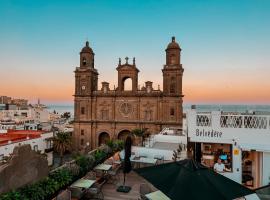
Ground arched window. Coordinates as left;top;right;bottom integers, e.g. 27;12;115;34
170;108;175;116
170;83;175;93
122;77;132;91
170;77;176;93
82;57;87;66
170;54;176;64
81;107;85;115
98;132;110;146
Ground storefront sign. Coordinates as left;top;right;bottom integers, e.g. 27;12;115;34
196;129;223;138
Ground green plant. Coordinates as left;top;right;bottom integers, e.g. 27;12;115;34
75;154;91;175
131;128;148;146
94;149;106;164
0;143;118;200
0;191;22;200
113;140;124;151
106;139;114;149
53;132;72;165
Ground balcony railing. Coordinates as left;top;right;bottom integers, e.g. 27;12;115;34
196;114;212;127
220;115;269;129
195;112;270;130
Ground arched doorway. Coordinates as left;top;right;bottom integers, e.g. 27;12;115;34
98;132;110;146
118;130;133;142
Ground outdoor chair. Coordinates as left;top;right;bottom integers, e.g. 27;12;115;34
85;171;96;180
139;183;153;200
85;178;106;200
154;155;164;165
107;164;121;184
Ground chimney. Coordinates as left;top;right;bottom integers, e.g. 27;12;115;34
101;82;110;93
145;81;153;93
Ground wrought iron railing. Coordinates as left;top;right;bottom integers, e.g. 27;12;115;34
196;114;212;127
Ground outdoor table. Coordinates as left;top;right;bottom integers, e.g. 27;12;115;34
70;178;96;189
131;157;157;168
94;163;112;171
145;190;171;200
130;154;136;160
138;157;157;164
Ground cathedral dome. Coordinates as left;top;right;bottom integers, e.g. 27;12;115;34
166;36;180;50
81;41;94;54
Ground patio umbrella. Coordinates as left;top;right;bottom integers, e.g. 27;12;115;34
135;159;256;200
117;136;132;193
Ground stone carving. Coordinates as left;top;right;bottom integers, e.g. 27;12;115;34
0;144;49;194
119;102;133;116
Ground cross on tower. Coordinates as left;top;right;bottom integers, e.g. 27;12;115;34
125;57;129;64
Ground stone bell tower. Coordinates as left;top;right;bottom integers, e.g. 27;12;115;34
116;57;139;92
74;41;98;96
162;36;184;96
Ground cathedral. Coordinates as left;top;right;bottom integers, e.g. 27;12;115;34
73;37;184;150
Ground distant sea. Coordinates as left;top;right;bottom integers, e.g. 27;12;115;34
47;104;270;117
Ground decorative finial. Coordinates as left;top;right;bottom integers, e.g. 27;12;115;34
119;58;121;65
172;36;175;42
125;57;129;64
133;57;135;65
86;41;89;47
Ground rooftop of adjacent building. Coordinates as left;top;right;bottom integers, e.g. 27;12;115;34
0;130;49;146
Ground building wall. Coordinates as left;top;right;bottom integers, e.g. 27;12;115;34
73;38;184;150
73;95;182;150
187;110;270;185
0;132;53;165
262;152;270;185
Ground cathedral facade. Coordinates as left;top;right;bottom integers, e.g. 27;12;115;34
73;37;184;150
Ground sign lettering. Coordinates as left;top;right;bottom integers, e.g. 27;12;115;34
195;129;223;138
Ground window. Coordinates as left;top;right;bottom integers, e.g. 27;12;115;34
170;83;175;93
170;108;175;116
170;54;176;64
144;109;153;121
81;139;84;145
101;110;109;120
33;145;38;152
82;57;87;66
81;129;84;136
81;107;85;115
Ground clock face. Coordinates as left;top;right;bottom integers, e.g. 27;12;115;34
119;102;133;117
81;85;86;90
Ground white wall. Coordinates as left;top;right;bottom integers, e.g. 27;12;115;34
262;152;270;186
187;110;270;150
221;145;242;183
132;146;174;161
153;134;187;144
186;110;270;184
0;132;53;164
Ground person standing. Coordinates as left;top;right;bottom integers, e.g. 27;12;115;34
214;158;226;173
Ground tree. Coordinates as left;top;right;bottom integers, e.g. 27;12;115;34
131;128;148;146
53;132;71;165
61;112;71;119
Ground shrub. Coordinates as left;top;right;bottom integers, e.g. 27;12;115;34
94;149;107;164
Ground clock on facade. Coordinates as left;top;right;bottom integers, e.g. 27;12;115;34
81;85;86;90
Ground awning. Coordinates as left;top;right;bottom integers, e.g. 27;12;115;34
135;159;255;200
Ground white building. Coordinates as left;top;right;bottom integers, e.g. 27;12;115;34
0;130;54;166
131;128;187;161
0;107;50;123
187;109;270;188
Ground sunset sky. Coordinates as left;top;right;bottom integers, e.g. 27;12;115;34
0;0;269;105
